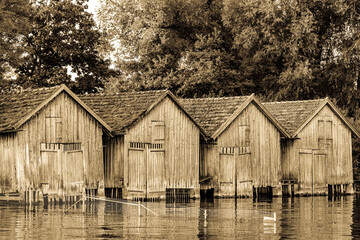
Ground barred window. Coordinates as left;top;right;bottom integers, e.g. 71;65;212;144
152;121;165;142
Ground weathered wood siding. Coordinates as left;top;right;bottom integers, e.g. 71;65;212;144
281;105;353;194
0;92;104;195
0;133;18;192
202;102;282;197
103;135;124;188
123;96;200;199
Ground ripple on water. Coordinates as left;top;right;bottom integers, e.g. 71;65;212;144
0;196;359;239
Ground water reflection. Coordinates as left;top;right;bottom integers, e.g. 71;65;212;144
1;195;360;239
352;194;360;239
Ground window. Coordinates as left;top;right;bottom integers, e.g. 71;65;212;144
326;120;333;140
239;125;250;147
45;116;62;142
151;121;165;142
318;118;332;148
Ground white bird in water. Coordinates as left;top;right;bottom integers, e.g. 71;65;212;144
264;212;276;221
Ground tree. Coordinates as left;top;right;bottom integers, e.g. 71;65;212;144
97;0;360;104
97;0;255;96
0;0;31;90
16;0;115;93
223;0;360;104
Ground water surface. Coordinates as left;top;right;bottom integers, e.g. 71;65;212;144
1;195;360;239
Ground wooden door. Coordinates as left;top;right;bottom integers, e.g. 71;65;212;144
299;149;313;193
64;150;84;195
40;149;60;194
236;152;252;197
299;149;327;194
313;152;327;192
219;152;235;197
128;148;146;197
147;148;165;198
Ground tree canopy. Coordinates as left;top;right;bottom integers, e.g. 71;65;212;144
12;0;115;93
0;0;31;89
97;0;360;106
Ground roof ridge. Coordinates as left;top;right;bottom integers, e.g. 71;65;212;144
263;98;325;104
80;89;168;97
0;85;61;95
180;95;251;101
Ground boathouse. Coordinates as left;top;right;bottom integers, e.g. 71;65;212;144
180;94;290;198
80;90;205;200
263;98;360;196
0;84;112;202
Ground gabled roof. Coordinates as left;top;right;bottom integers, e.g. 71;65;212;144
180;94;290;139
263;98;360;138
79;90;207;136
0;84;112;134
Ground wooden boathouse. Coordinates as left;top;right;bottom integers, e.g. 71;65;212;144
80;90;205;200
0;84;112;203
180;94;290;198
263;98;360;196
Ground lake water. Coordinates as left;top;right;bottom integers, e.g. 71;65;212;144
1;194;360;239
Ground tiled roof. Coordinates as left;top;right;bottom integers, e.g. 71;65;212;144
0;86;61;133
263;99;324;136
179;96;250;136
79;90;168;135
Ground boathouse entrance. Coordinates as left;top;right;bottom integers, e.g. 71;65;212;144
39;143;84;196
128;142;165;200
299;149;327;195
219;147;252;197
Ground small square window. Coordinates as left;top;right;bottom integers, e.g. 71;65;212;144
152;121;165;142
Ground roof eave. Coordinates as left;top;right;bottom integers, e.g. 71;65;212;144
0;128;22;134
61;85;114;135
13;84;114;135
252;97;291;138
13;85;65;130
325;99;360;138
291;100;327;138
165;91;209;139
211;94;292;139
211;94;255;139
291;98;360;138
124;90;210;139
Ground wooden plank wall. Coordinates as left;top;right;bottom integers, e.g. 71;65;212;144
123;96;200;196
282;105;353;187
202;102;282;194
0;133;18;193
103;135;124;188
0;92;104;194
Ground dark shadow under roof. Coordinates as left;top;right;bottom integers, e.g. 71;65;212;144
79;90;168;135
179;96;250;137
263;99;324;136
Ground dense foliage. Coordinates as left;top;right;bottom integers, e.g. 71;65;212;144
1;0;115;93
97;0;360;102
0;0;31;88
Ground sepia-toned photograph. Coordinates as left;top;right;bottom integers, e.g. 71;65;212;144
1;0;360;239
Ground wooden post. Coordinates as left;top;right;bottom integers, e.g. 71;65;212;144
82;187;86;212
234;147;238;198
34;190;38;204
341;184;344;195
29;189;33;207
138;201;141;216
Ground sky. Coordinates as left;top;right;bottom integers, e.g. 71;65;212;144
87;0;99;16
